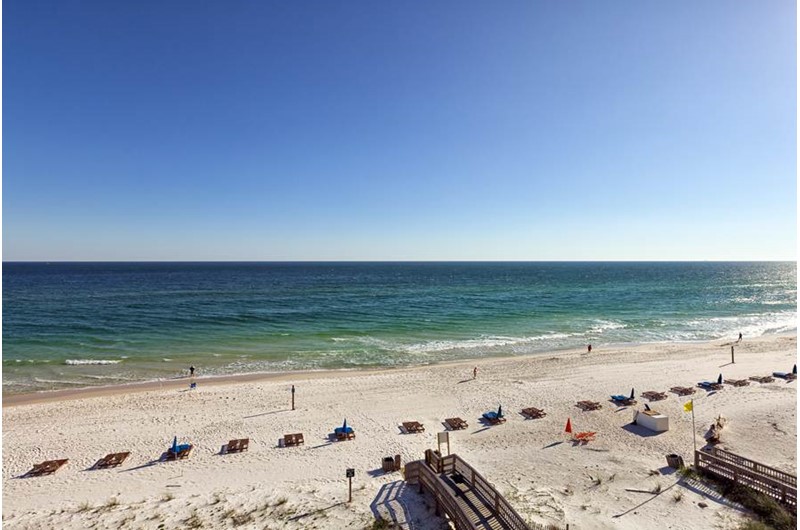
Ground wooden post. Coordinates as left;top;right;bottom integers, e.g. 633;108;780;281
348;476;352;502
291;385;295;411
731;346;735;364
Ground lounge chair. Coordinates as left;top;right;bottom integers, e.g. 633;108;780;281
610;395;637;406
749;375;775;383
334;427;355;441
670;386;695;396
283;433;304;447
641;391;667;401
92;452;130;469
521;407;546;419
698;381;723;391
402;421;425;434
773;372;797;381
482;411;506;425
575;401;602;411
23;459;68;477
165;444;193;461
225;439;249;453
444;417;468;430
573;431;597;444
724;379;749;387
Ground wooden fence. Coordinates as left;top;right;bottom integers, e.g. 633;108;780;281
405;450;567;530
695;448;797;507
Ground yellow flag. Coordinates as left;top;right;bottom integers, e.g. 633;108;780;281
683;400;693;412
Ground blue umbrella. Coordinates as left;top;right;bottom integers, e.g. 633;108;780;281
171;436;178;454
630;388;635;400
717;374;723;385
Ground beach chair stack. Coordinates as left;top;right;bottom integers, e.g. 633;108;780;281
576;401;602;412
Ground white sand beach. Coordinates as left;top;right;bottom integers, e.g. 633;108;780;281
2;334;796;529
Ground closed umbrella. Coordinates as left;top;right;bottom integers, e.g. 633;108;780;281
630;388;635;400
565;418;572;434
497;405;503;418
342;419;347;432
171;436;178;455
717;374;723;385
793;364;797;375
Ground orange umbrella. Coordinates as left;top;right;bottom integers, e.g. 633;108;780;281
565;418;572;434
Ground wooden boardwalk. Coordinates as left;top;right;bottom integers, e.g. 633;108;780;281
404;450;565;530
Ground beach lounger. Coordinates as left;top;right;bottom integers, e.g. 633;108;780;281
724;379;749;387
444;417;468;430
610;395;637;406
225;438;250;453
773;372;796;381
749;375;775;384
670;386;695;396
402;421;425;433
573;431;597;443
481;411;506;425
576;401;602;411
23;459;68;477
521;407;546;419
641;391;667;401
283;433;304;447
92;452;130;469
334;427;355;441
697;381;723;391
165;444;193;461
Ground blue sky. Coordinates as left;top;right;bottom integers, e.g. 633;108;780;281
3;1;796;260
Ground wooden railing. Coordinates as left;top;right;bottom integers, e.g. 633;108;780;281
695;448;797;507
408;450;567;530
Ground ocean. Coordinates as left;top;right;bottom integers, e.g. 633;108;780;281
2;262;796;394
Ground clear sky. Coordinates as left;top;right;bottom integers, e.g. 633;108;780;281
3;1;796;261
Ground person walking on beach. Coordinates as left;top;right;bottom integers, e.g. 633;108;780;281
738;332;742;342
473;366;478;379
189;365;195;377
587;344;592;353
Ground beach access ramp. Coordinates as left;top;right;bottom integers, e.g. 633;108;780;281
403;449;567;530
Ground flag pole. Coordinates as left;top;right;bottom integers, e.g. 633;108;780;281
690;399;696;454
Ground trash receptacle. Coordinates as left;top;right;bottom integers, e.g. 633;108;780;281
382;456;395;472
666;454;684;469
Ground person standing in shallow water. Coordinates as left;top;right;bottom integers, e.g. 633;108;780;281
587;344;592;353
190;366;195;377
473;366;478;379
738;332;743;342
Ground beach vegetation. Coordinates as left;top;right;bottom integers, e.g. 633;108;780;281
184;510;203;528
370;517;390;530
672;491;684;503
736;519;771;530
651;483;662;494
230;510;254;526
161;492;174;502
76;501;92;513
274;496;288;506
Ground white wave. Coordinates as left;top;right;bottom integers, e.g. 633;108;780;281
588;320;627;333
162;358;172;362
64;359;122;365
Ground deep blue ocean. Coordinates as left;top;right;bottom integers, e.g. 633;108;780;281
2;262;796;393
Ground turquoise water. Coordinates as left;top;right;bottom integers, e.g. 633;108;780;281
3;262;796;393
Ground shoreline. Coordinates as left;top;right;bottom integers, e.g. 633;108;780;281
4;332;793;407
3;332;796;529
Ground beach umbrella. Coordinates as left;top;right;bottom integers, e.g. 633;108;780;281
793;365;797;375
717;374;723;385
630;388;635;400
565;418;572;434
497;405;503;418
171;436;178;454
342;419;347;431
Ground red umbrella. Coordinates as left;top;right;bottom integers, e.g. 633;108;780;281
565;418;572;434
